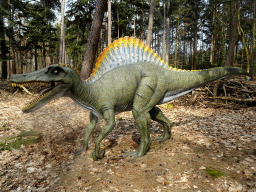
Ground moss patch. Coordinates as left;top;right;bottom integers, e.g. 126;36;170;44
206;167;223;179
0;129;42;151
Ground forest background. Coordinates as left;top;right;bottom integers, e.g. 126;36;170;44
0;0;255;80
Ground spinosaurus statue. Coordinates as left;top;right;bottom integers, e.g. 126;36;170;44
10;37;249;160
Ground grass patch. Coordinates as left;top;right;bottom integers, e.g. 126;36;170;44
0;129;42;151
206;167;223;179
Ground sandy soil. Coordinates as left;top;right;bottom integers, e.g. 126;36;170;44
0;90;255;192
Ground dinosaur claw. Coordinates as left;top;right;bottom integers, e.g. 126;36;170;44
119;152;139;162
128;156;140;162
84;146;89;151
91;150;105;161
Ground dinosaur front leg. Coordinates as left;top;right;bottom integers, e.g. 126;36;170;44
150;106;172;142
91;109;115;161
84;112;98;150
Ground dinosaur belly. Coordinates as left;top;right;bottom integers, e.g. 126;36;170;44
115;102;133;113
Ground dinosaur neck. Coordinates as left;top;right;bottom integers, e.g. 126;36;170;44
69;78;102;118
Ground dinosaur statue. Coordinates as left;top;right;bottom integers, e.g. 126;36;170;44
10;36;249;160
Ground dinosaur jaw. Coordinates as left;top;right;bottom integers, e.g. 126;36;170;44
12;81;70;113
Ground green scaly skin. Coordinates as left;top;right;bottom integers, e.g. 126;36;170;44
10;63;248;160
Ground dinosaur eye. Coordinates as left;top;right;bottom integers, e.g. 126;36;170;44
53;69;59;74
51;68;61;75
48;66;64;75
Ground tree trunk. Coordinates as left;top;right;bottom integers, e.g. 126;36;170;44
162;0;166;61
59;0;65;64
117;10;120;39
225;0;239;67
20;52;23;74
80;0;107;80
174;15;179;68
134;14;136;37
146;0;155;46
140;1;145;40
0;0;7;79
210;3;217;64
35;47;38;71
7;0;16;75
166;17;170;65
192;20;198;70
237;7;251;72
43;42;46;68
249;2;255;79
108;0;111;45
11;47;16;74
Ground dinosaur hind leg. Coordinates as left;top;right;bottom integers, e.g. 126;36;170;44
127;75;166;158
150;106;172;142
130;110;152;157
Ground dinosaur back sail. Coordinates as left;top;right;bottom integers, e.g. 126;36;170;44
88;36;168;81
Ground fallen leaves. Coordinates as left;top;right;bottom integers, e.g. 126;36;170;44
0;90;256;191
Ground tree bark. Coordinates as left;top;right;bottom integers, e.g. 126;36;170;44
225;0;239;67
59;0;65;64
140;1;145;40
174;15;179;68
80;0;107;80
35;47;38;71
249;2;255;79
162;0;166;61
0;0;7;79
166;0;170;65
210;2;217;65
166;17;170;65
146;0;155;46
192;20;198;70
7;0;16;75
108;0;111;45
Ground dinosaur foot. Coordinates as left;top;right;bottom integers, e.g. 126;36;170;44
91;150;105;161
120;150;138;157
119;150;140;162
120;148;150;162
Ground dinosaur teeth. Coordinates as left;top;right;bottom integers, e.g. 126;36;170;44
22;86;55;110
11;81;51;88
21;81;63;111
22;91;51;110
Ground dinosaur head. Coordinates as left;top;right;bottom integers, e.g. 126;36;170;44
10;64;80;113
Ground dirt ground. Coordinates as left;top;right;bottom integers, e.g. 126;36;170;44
0;89;256;192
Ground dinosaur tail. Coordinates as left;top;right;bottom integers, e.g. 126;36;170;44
159;67;249;104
